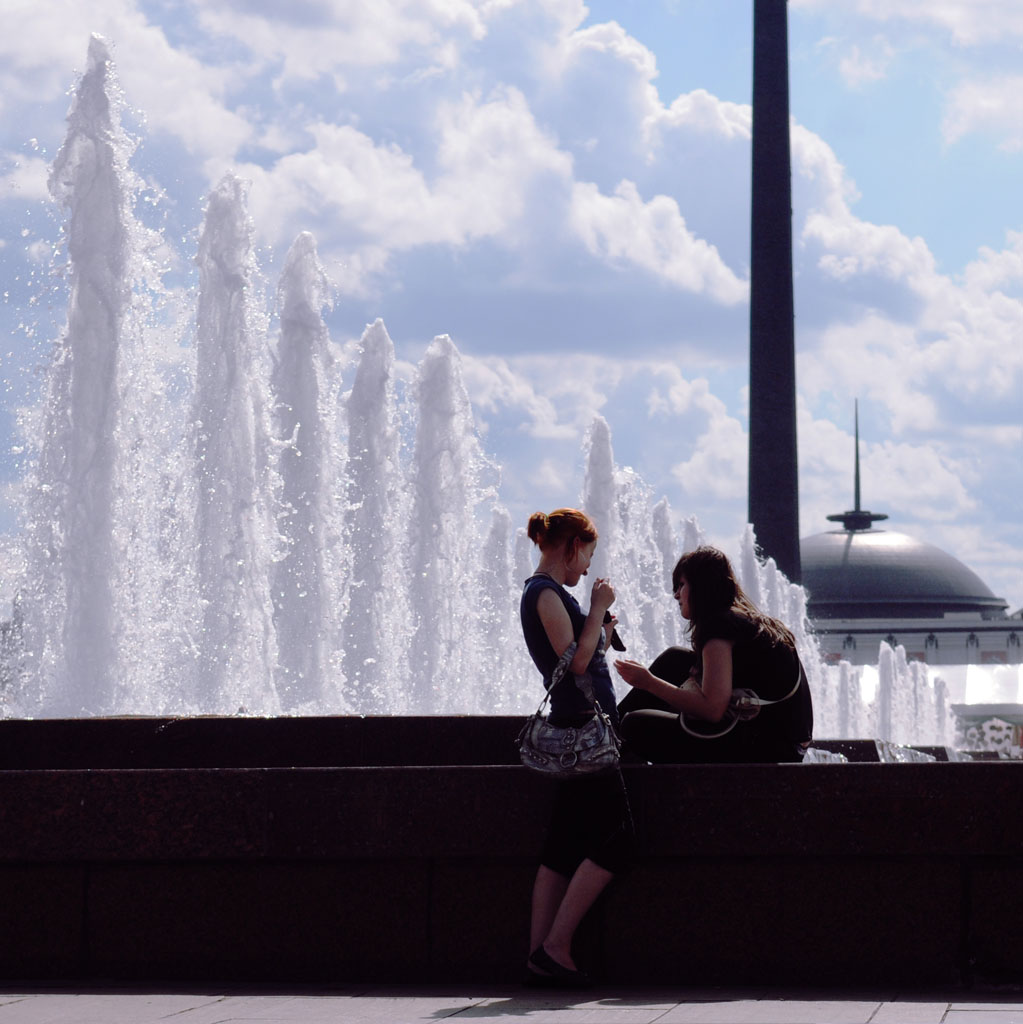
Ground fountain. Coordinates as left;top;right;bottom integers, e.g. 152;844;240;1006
273;231;343;711
0;36;957;751
4;36;1022;992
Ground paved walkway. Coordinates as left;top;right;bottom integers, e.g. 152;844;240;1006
2;986;1023;1024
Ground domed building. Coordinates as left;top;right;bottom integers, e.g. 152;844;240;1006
799;440;1020;668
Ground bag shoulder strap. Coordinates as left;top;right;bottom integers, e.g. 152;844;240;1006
738;656;804;709
550;641;598;706
679;658;805;740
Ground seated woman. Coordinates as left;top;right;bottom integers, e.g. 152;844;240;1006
614;546;813;763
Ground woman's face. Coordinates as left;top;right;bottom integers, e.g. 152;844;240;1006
565;539;596;587
674;575;691;620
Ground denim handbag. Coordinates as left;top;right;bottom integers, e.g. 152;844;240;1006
517;641;621;778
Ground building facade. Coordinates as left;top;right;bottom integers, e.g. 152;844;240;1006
801;523;1020;667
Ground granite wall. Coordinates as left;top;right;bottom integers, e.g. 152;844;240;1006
0;717;1019;988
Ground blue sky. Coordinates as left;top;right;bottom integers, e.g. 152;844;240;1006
0;0;1020;610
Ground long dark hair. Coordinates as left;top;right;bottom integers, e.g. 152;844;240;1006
672;546;795;655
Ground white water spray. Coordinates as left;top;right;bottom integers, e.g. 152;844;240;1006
272;232;342;710
1;39;957;745
191;174;280;714
341;318;409;713
407;335;497;712
18;36;169;715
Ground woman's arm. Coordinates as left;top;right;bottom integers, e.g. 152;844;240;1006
614;638;734;721
536;579;614;676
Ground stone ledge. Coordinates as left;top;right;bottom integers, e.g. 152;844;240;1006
1;762;1021;862
0;717;1020;988
0;716;527;769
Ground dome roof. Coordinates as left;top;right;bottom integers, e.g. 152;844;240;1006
800;528;1008;620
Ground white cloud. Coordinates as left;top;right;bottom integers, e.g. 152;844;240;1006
532;455;576;494
837;37;895;88
669;406;747;501
796;407;976;540
460;355;576;441
115;32;251;159
796;121;935;288
792;0;1023;46
790;122;860;226
811;223;934;283
864;441;976;521
433;86;573;242
563;18;657;81
0;5;250;163
223;56;752;309
0;1;108;108
0;153;49;201
569;179;747;303
192;0;490;82
921;239;1023;399
646;369;717;419
800;315;940;434
230;123;437;254
648;88;751;151
788;118;1023;418
226;85;573;291
551;17;660;159
511;354;623;432
943;75;1023;151
961;230;1023;294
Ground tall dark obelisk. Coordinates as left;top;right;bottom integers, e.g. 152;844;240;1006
748;0;800;581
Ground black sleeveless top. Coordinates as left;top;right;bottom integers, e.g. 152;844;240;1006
520;574;619;728
701;611;813;748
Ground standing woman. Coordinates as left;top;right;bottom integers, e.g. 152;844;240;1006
520;508;634;986
615;546;813;763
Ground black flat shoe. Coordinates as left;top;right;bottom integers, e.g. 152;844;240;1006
528;945;592;988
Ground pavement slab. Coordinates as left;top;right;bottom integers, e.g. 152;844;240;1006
2;987;1023;1024
945;1012;1023;1024
870;1001;953;1023
656;998;883;1024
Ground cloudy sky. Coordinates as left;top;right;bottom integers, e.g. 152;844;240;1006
0;0;1021;610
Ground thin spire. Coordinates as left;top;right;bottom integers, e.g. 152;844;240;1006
827;399;888;532
854;399;861;513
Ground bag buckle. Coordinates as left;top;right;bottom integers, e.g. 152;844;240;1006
731;689;761;721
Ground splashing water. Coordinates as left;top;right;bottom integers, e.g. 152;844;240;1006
273;231;344;711
0;38;955;744
340;318;409;714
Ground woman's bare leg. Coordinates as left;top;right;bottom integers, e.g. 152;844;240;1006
539;858;614;971
529;864;569;955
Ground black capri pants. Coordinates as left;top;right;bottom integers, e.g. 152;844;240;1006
540;766;635;878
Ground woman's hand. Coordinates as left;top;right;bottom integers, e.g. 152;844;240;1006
590;576;615;614
613;658;655;691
